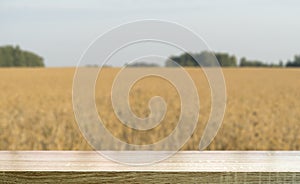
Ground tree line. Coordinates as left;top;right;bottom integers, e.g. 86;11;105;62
166;51;300;67
0;45;44;67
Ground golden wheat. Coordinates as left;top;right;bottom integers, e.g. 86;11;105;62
0;68;299;150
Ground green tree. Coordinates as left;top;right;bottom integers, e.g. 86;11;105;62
166;51;237;67
0;45;44;67
0;46;14;66
239;57;267;67
215;53;237;67
286;55;300;67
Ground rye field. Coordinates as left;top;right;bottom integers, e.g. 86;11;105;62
0;67;300;150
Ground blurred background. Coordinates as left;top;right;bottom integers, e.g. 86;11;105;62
0;0;299;151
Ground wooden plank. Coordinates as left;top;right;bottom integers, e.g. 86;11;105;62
1;151;300;172
1;172;300;184
1;151;300;183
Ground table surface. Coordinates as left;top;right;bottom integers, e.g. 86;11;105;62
1;151;300;172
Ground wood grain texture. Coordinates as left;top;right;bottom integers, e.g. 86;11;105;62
1;151;300;183
1;172;300;184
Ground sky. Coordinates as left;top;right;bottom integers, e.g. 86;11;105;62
0;0;299;67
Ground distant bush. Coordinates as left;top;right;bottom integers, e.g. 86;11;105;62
239;57;284;67
126;62;160;67
215;53;237;67
166;51;237;67
0;45;44;67
239;57;267;67
286;55;300;67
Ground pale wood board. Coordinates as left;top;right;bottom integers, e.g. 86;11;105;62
1;151;300;183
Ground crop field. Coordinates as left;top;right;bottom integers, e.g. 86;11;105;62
0;68;300;150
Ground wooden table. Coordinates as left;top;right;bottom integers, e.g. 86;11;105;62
1;151;300;183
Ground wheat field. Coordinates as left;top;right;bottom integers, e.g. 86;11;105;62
0;67;300;150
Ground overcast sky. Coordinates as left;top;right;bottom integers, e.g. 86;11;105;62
0;0;299;66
